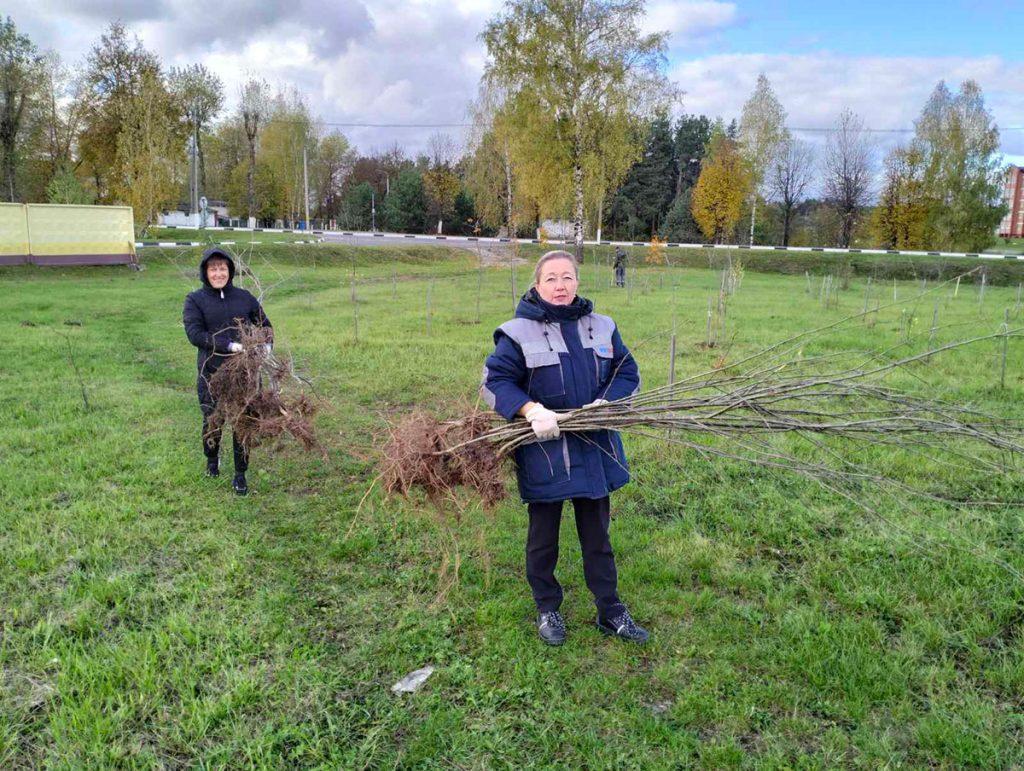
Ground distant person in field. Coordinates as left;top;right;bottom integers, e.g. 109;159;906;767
613;246;627;288
481;250;647;646
183;247;273;496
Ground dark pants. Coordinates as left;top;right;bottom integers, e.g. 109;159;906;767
614;266;625;287
198;375;248;474
526;496;625;619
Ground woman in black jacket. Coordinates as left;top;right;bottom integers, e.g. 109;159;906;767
183;247;272;495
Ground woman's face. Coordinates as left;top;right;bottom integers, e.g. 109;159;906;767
535;258;578;305
206;259;230;289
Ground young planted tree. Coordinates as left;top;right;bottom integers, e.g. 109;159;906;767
239;77;270;226
823;109;874;248
769;137;815;246
738;73;788;245
482;0;674;261
692;125;750;243
0;16;41;201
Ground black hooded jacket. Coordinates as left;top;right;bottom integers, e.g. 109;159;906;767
183;247;272;377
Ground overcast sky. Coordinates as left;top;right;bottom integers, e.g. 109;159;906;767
8;0;1024;162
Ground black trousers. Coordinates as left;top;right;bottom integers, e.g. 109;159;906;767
198;375;248;474
615;266;625;287
526;496;625;619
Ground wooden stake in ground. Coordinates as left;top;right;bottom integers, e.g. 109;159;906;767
1001;308;1010;389
476;263;483;324
350;277;359;343
929;299;939;350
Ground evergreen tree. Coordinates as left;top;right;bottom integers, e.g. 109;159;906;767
673;114;712;196
660;187;701;243
383;169;427;233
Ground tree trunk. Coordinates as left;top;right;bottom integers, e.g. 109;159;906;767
572;123;584;263
247;140;256;221
503;141;514;238
197;128;207;194
748;195;757;246
782;204;792;246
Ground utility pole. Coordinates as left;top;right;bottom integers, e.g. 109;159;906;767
371;191;376;232
303;145;310;230
189;130;199;227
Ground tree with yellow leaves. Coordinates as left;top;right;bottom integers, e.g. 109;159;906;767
691;126;750;243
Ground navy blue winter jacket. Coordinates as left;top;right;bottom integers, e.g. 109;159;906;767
183;248;272;379
481;289;640;503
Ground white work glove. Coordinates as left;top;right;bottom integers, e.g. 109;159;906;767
228;342;244;353
583;398;609;409
525;403;560;441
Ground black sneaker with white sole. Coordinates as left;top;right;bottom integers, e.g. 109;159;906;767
232;473;248;496
206;459;219;477
597;609;649;644
537;611;566;646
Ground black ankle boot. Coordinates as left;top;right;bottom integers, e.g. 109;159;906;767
597;609;649;644
537;611;566;646
232;473;248;496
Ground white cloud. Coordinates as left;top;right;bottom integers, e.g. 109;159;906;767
6;2;1023;160
643;2;739;45
671;53;1024;156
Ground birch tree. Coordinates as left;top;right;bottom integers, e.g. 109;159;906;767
482;0;674;261
738;73;787;245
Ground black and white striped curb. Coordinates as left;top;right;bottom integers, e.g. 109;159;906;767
147;225;1024;261
135;239;323;247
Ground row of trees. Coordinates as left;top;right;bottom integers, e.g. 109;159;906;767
0;18;475;232
0;6;1008;251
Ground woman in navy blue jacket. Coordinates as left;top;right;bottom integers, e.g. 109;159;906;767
481;250;647;646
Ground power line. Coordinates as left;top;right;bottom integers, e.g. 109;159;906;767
299;118;1024;134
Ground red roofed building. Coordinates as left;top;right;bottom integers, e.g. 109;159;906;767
999;165;1024;238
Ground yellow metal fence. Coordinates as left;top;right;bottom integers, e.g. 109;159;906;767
0;203;136;266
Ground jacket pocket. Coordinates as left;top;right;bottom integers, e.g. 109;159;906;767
592;342;614;386
524;349;565;399
522;437;571;485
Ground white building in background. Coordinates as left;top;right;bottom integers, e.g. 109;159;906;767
538;219;581;240
158;199;239;227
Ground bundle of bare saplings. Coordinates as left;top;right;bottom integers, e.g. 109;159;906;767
381;316;1024;576
206;324;321;454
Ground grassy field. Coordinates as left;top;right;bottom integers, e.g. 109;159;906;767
2;244;1023;767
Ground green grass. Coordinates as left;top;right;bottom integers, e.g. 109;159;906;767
989;238;1024;255
2;245;1024;767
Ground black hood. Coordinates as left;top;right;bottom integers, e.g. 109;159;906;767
515;287;594;323
199;247;236;289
